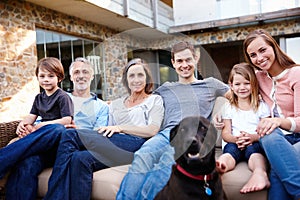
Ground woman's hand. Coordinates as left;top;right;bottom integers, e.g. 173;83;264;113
213;113;225;130
98;126;121;137
256;118;281;137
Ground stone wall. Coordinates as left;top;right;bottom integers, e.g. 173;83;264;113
0;0;117;122
190;21;300;44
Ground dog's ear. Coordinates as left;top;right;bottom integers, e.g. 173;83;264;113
169;124;179;142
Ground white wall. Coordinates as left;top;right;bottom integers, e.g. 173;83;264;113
173;0;217;26
173;0;300;26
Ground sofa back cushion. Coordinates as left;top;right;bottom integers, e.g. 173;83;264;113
212;97;228;148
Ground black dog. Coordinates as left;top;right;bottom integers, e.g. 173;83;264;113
155;116;225;200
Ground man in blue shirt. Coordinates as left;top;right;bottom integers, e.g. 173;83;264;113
0;57;109;200
67;57;108;130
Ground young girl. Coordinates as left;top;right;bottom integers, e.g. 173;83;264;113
16;57;74;137
216;63;270;194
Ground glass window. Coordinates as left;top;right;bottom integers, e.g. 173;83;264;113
286;37;300;64
128;49;177;88
158;50;177;84
36;29;103;99
128;48;207;86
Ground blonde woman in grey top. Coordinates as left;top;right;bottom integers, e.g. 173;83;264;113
45;58;164;200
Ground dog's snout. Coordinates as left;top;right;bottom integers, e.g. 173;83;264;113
192;138;197;144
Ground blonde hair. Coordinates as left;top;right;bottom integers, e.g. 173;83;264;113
228;63;260;111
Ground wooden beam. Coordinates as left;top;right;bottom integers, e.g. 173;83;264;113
161;0;172;7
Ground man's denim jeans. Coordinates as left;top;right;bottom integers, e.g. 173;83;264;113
259;129;300;200
45;128;146;200
116;129;175;200
0;124;66;200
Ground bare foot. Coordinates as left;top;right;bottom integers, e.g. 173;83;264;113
216;160;227;173
216;154;235;173
240;169;270;193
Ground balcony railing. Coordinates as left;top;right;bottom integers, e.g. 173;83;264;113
85;0;174;33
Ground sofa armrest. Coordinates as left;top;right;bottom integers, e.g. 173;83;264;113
0;120;20;148
212;96;228;148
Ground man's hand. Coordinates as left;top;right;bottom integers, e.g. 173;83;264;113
213;113;224;130
65;120;77;129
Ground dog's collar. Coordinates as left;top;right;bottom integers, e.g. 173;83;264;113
176;164;213;181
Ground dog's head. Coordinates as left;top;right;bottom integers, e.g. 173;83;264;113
170;116;217;175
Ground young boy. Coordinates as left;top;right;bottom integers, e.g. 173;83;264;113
16;57;74;137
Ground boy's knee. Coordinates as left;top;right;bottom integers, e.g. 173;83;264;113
53;124;66;132
46;123;65;132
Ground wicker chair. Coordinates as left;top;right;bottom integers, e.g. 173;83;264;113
0;120;20;199
0;120;20;148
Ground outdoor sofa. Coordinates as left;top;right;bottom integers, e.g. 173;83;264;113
0;97;268;200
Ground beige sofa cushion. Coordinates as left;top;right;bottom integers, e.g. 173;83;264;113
37;159;267;200
37;165;129;200
221;162;268;200
0;97;267;200
35;96;267;200
91;165;128;200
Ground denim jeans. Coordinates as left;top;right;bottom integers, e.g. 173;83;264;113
5;156;43;200
116;129;175;200
0;124;65;200
223;142;263;163
45;129;146;200
259;129;300;200
0;124;65;178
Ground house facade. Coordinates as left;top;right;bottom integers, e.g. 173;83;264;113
0;0;300;121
